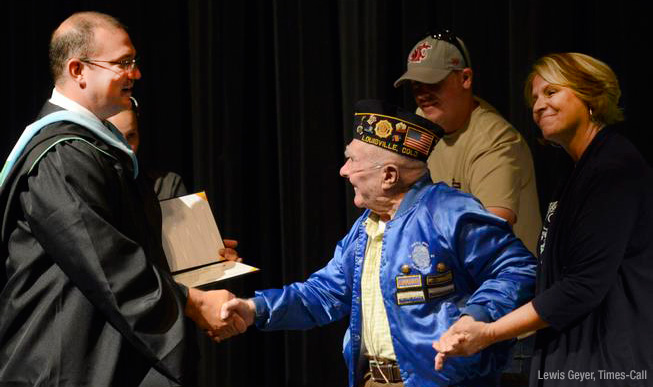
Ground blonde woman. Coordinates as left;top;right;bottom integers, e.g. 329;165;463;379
433;53;653;386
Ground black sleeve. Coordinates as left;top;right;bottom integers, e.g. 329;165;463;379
154;171;188;200
532;164;641;330
21;139;189;381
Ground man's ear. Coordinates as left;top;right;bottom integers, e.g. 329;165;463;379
67;59;86;87
381;164;399;189
461;68;473;90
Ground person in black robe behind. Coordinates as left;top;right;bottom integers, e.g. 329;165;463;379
0;11;245;386
432;53;653;386
108;96;189;201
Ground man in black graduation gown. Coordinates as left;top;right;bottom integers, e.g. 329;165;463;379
0;11;243;386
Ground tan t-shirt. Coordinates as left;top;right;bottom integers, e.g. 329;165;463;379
422;97;541;254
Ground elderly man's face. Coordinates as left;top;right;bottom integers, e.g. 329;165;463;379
83;26;141;119
339;140;384;209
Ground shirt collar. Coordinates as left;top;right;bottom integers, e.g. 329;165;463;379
363;212;386;238
49;88;104;125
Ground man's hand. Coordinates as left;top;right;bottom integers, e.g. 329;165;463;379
432;315;495;370
185;288;247;342
220;239;242;262
221;298;256;328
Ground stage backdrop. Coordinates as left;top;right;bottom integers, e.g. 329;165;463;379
2;1;650;386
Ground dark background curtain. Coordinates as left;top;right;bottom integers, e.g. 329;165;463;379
2;1;650;386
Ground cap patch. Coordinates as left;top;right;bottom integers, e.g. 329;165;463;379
353;100;444;161
374;120;393;138
408;42;432;63
403;128;434;155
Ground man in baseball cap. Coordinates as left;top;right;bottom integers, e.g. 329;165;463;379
395;30;541;257
395;29;542;385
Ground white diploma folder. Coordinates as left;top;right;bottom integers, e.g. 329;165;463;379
159;192;258;288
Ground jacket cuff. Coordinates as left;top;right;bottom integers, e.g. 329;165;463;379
251;296;269;324
460;304;491;322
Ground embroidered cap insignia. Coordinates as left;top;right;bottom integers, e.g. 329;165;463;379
374;120;393;139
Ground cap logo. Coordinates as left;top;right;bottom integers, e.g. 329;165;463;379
408;42;432;63
451;57;460;66
374;120;393;138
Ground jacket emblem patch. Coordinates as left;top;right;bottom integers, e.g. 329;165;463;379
410;242;431;271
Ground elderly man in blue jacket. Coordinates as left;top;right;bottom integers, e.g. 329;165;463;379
222;100;536;387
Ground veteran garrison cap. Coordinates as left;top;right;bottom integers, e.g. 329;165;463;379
394;30;471;87
353;100;444;161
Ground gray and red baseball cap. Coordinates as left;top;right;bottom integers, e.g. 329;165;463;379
394;31;471;87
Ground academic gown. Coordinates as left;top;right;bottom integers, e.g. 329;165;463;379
0;103;195;386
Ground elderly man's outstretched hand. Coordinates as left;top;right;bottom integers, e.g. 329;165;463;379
221;298;256;328
185;288;248;343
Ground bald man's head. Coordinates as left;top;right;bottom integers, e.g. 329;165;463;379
49;12;125;84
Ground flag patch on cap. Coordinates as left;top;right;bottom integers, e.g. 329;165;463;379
403;128;434;155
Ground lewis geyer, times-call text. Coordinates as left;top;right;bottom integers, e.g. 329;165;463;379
538;370;647;382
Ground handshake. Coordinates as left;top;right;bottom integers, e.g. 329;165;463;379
184;288;257;343
182;239;259;342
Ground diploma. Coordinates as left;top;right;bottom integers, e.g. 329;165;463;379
160;191;258;287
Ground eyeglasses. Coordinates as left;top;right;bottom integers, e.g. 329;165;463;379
427;29;471;68
80;57;139;73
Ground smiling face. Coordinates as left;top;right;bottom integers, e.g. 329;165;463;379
410;69;472;133
339;140;385;209
530;75;590;147
82;26;141;119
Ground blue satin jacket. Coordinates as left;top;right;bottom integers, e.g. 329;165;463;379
253;175;536;386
